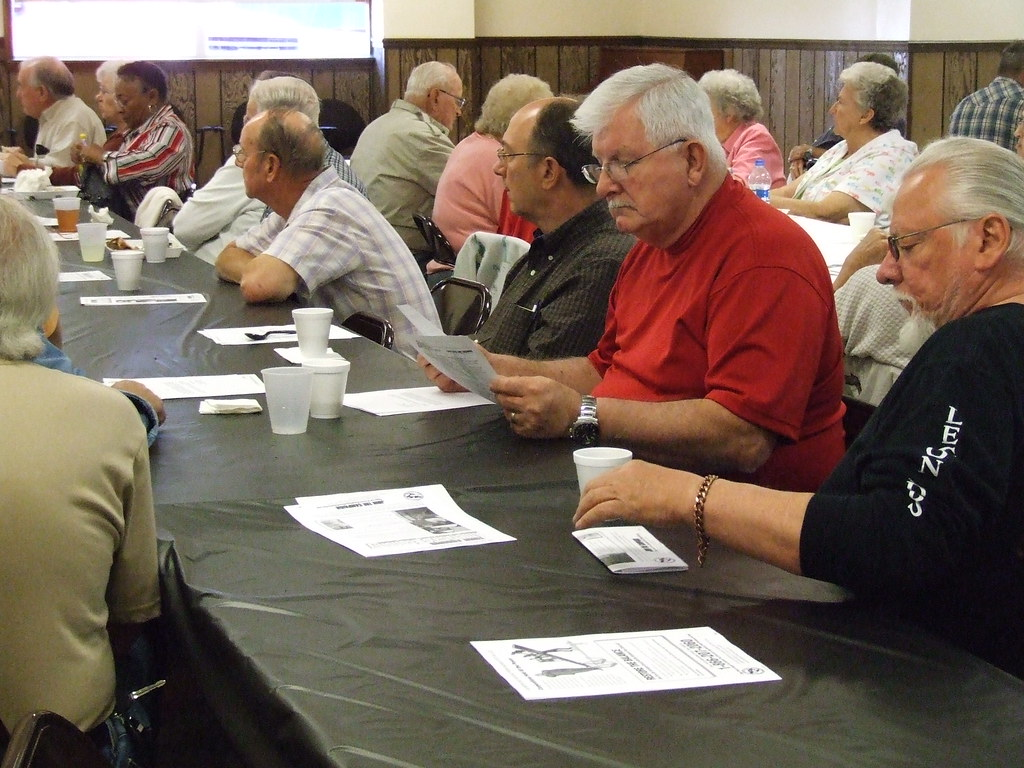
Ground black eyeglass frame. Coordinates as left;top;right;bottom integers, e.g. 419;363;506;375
581;137;689;185
886;218;975;261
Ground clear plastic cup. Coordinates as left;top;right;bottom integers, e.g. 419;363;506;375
261;367;314;434
53;196;80;233
77;222;108;263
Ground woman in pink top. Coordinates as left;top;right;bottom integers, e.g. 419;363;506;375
699;69;785;188
432;74;552;253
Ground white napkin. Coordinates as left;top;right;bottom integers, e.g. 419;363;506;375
13;167;52;193
199;398;263;414
89;206;113;224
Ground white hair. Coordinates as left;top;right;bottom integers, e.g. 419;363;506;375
95;59;130;91
0;197;59;360
573;63;727;177
404;61;459;99
698;69;764;122
906;136;1024;266
249;76;321;124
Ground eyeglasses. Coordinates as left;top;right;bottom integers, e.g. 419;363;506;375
886;219;975;261
496;149;546;163
581;138;689;185
438;89;467;110
232;144;268;166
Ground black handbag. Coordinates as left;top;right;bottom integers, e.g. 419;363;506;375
79;163;130;220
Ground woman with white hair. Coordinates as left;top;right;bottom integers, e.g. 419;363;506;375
699;69;785;187
433;73;553;253
771;61;917;229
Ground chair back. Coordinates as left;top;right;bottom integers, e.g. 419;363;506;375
342;312;394;350
431;277;491;335
0;712;108;768
420;216;457;267
319;99;366;157
841;395;876;449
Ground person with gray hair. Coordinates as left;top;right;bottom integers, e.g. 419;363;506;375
351;61;464;252
433;74;553;253
0;195;161;758
175;74;364;264
949;40;1024;151
772;61;917;229
0;56;106;175
216;108;439;358
698;68;785;187
445;64;845;493
575;136;1024;680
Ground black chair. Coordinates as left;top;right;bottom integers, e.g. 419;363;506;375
342;312;394;350
195;124;227;167
412;214;457;267
841;395;876;449
319;98;366;157
430;277;491;335
0;712;108;768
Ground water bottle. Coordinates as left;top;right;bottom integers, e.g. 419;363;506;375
747;158;772;202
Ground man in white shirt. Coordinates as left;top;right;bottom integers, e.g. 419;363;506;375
1;57;106;176
350;61;464;252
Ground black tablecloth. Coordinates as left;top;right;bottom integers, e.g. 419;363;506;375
43;202;1024;768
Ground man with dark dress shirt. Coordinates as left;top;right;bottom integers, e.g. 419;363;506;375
471;97;634;358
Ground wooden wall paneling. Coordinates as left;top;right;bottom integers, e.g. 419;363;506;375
559;45;592;96
764;49;787;152
333;70;372;123
782;49;802;160
810;49;828;144
943;50;976;130
534;45;560;95
478;42;504;102
193;68;224;186
499;44;537;79
908;50;945;145
0;68;9;143
452;45;476;142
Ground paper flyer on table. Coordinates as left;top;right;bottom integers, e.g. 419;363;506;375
572;526;688;574
102;373;264;400
82;293;207;306
60;270;110;282
287;483;514;557
472;627;779;700
344;386;492;416
198;324;357;346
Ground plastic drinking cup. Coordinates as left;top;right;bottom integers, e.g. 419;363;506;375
292;307;334;358
261;367;314;435
847;211;876;240
573;447;633;494
53;196;80;233
77;222;108;263
110;250;145;291
302;358;351;419
140;226;169;263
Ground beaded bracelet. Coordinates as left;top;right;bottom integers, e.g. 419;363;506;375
693;474;718;567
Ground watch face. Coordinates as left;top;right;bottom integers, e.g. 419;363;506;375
571;420;600;447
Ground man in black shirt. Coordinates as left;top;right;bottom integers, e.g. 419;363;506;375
575;136;1024;678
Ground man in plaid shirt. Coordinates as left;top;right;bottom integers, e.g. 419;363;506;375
949;41;1024;151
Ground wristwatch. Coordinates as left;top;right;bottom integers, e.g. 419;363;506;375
569;395;599;446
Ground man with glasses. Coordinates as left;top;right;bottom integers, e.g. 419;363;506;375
574;136;1024;679
215;108;438;359
1;56;106;176
464;97;632;358
470;64;846;492
351;61;464;253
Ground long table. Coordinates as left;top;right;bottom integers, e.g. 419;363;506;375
43;200;1024;768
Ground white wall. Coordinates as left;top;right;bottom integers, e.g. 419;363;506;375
909;0;1024;41
379;0;1020;43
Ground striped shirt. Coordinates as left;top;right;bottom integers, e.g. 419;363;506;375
236;167;439;358
103;104;194;216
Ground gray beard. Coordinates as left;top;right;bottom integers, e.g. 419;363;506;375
898;311;937;357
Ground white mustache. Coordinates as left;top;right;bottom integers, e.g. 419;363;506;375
607;200;634;211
